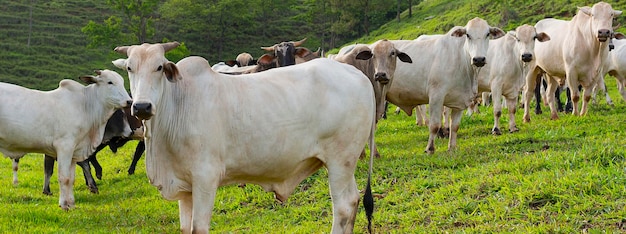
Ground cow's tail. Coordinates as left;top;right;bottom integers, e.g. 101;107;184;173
363;114;376;234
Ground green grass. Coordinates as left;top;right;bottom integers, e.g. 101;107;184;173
1;77;626;233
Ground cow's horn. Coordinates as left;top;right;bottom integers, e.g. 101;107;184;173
162;42;181;52
293;38;307;47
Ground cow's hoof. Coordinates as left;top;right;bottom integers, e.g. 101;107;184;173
492;127;502;135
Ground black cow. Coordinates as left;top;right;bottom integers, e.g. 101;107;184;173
42;107;145;195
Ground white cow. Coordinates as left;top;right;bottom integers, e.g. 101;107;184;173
523;2;621;121
113;42;376;233
386;17;505;154
331;40;413;158
604;37;626;101
0;70;131;210
477;24;550;135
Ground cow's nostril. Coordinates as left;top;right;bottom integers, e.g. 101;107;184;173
472;57;486;67
521;53;533;62
126;100;133;106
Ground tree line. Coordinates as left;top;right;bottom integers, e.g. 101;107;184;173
82;0;418;63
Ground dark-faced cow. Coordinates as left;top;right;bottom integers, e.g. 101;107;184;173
523;2;621;121
0;70;131;210
386;17;505;154
113;42;376;233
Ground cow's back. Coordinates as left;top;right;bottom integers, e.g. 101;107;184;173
534;18;569;77
0;82;83;157
146;57;374;199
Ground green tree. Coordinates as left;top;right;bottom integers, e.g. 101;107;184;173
107;0;160;43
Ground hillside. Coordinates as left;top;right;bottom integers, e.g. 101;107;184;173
1;0;626;91
333;0;626;51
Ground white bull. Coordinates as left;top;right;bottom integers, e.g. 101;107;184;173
477;24;550;135
523;2;621;121
386;17;505;154
0;70;131;210
113;42;376;233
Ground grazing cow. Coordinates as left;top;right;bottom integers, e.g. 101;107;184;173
224;52;256;67
476;24;550;135
113;42;376;233
211;40;320;75
331;40;412;158
523;2;621;121
0;70;131;210
386;17;505;154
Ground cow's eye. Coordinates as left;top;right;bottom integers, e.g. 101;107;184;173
157;65;163;71
390;51;396;56
108;81;114;85
127;67;132;71
467;34;472;40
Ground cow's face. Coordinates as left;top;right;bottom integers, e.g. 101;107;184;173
453;17;505;67
113;42;181;120
367;39;412;86
511;24;550;63
261;38;307;68
79;70;132;110
580;2;622;42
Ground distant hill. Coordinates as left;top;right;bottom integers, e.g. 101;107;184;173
0;1;113;90
1;0;625;91
332;0;626;52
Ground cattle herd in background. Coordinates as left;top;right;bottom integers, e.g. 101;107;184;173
0;1;622;233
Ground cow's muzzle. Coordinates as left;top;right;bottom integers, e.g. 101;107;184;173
598;29;611;42
521;53;533;63
472;57;486;67
375;73;390;85
132;102;153;120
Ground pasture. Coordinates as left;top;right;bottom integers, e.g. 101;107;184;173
1;78;626;233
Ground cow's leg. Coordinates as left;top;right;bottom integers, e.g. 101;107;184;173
77;160;98;194
56;150;76;210
178;192;193;234
190;175;218;233
565;72;581;116
43;155;55;195
533;74;543;114
580;84;593;116
447;108;463;151
128;140;146;175
523;67;541;122
439;107;451;138
415;105;426;126
506;95;519;133
12;158;19;186
612;73;626;102
603;83;614;106
426;101;444;154
89;155;103;180
545;76;561;120
491;88;504;135
327;163;359;234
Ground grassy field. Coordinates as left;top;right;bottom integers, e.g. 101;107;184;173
1;77;626;233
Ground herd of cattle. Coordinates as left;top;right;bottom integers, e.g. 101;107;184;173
0;1;623;233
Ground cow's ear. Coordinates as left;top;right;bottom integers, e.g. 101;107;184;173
579;6;592;16
225;60;238;67
536;32;551;42
79;75;98;85
489;27;506;39
614;32;626;40
451;28;467;37
257;54;276;65
163;62;181;82
355;50;373;60
397;52;413;63
507;31;518;40
112;59;126;70
295;47;312;58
